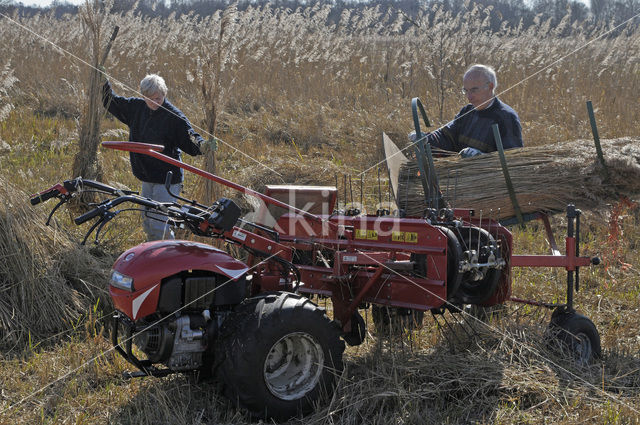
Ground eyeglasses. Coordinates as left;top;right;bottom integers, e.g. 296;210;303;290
461;82;489;95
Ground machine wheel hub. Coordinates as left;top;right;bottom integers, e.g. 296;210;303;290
264;332;324;400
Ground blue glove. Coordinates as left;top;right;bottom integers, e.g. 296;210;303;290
459;147;484;158
203;137;219;152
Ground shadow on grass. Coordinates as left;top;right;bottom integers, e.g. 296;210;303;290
107;307;640;425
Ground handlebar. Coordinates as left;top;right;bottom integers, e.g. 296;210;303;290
32;176;228;242
74;194;205;226
80;179;130;195
30;188;59;205
30;178;135;206
75;206;106;225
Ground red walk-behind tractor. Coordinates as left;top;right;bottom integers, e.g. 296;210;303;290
30;140;601;420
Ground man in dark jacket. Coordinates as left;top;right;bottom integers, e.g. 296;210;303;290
102;73;205;240
414;64;523;157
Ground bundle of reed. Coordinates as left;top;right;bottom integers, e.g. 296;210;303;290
0;175;112;351
397;137;640;220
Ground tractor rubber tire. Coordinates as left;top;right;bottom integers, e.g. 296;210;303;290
214;291;345;421
435;225;464;300
453;227;501;305
548;309;601;366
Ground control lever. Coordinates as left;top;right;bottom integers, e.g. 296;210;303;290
164;172;206;208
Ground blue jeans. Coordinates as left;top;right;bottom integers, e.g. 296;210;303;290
140;181;182;241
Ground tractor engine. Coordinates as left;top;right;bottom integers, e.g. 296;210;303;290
111;270;247;374
134;314;211;371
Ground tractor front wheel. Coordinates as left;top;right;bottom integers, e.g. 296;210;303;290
215;292;345;420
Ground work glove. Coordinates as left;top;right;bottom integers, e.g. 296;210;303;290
202;137;219;152
97;65;107;85
459;147;484;158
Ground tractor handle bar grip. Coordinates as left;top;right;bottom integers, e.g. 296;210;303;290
75;195;159;225
79;179;137;196
30;188;59;205
79;179;122;195
74;206;105;225
31;178;129;206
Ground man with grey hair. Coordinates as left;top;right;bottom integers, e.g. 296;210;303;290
102;73;205;241
416;64;523;157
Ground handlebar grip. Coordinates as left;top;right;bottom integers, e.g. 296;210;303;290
74;207;104;225
30;189;59;205
81;180;120;194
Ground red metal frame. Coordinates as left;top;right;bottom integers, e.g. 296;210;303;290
101;141;597;328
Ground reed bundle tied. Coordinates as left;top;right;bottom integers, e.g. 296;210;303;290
397;137;640;219
233;155;342;194
0;175;112;351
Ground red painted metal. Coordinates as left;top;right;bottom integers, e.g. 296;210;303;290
511;254;590;270
110;240;249;320
342;265;385;323
99;140;597;328
222;226;293;261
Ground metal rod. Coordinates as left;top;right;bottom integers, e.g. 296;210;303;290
586;100;609;180
360;174;363;212
343;174;347;209
349;175;354;205
566;205;575;311
492;124;524;227
453;170;458;212
424;143;444;210
335;174;339;210
576;209;581;292
477;209;483;254
377;166;382;206
102;142;338;232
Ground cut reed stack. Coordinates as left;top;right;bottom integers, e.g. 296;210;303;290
397;137;640;219
0;175;112;351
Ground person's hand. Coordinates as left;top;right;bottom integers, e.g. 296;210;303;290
97;65;107;84
459;147;484;158
202;137;219;152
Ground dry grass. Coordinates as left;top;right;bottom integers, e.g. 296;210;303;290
0;3;639;424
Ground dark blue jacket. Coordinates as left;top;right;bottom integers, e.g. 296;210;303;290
425;98;523;153
102;81;203;184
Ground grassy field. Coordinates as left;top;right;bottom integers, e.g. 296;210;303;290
1;3;640;424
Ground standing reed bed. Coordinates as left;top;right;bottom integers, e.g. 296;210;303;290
0;4;638;171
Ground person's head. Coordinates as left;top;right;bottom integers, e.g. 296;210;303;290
140;74;167;111
462;64;496;110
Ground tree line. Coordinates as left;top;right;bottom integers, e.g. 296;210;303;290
1;0;639;32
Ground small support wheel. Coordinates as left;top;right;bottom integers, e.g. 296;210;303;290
548;308;601;366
